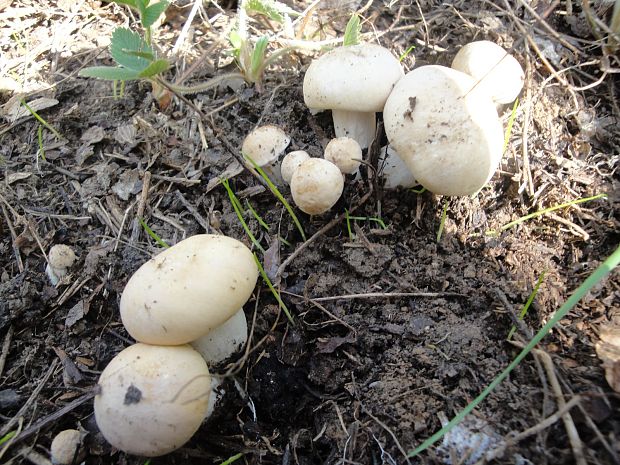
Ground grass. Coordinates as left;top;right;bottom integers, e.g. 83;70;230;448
0;431;15;447
410;186;427;194
345;209;388;239
503;98;519;152
37;125;46;162
253;253;294;324
20;99;63;156
409;242;620;457
246;200;270;231
399;45;416;62
221;178;265;253
244;154;306;241
436;199;448;243
138;217;169;248
219;453;244;465
486;193;607;236
507;271;546;340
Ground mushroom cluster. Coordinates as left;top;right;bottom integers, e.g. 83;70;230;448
94;234;258;457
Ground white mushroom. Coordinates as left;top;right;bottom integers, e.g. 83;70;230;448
120;234;258;345
303;43;404;149
94;343;211;457
242;125;291;184
383;65;504;196
290;158;344;215
45;244;76;286
324;137;362;175
451;40;524;105
379;146;417;189
50;429;82;465
191;308;248;365
281;150;310;185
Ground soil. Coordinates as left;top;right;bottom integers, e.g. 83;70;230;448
1;1;619;464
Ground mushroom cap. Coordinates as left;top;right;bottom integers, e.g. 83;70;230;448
303;43;404;112
191;308;248;365
50;429;81;465
242;125;290;167
48;244;76;270
281;150;310;184
324;137;362;174
383;65;504;196
451;40;524;104
94;344;211;457
290;158;344;215
120;234;258;345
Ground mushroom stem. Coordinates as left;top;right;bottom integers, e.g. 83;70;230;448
332;110;376;150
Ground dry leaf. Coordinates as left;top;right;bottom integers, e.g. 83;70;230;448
595;322;620;392
7;172;32;184
2;96;59;123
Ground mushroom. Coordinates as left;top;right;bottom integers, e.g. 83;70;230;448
46;244;76;286
451;40;524;105
324;137;362;175
378;146;417;189
94;343;211;457
50;429;82;465
280;150;310;185
191;308;248;365
383;65;504;196
242;125;291;184
303;43;404;149
120;234;258;345
290;158;344;215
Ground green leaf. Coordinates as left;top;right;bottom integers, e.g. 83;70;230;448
142;1;169;28
139;59;169;77
343;13;361;46
245;0;284;23
124;49;155;61
105;0;138;8
79;66;142;81
229;30;243;51
250;36;269;79
110;27;152;71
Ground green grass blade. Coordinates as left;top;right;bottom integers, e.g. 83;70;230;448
409;243;620;457
37;125;46;162
507;270;546;340
436;199;448;243
486;193;607;236
410;186;427;194
345;209;354;239
244;154;307;241
246;200;270;230
347;215;387;229
253;253;294;324
0;431;16;446
20;99;63;140
138;217;169;248
221;178;265;253
399;45;415;62
219;452;244;465
503;98;519;152
343;13;361;46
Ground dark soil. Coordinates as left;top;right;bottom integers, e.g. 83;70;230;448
1;1;619;465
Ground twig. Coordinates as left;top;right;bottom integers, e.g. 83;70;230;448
283;291;465;302
281;291;356;333
534;349;587;465
10;391;96;445
1;202;24;273
130;171;152;243
520;57;535;198
175;190;209;233
0;326;13;379
275;189;374;279
171;0;202;56
0;359;59;437
362;404;412;465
